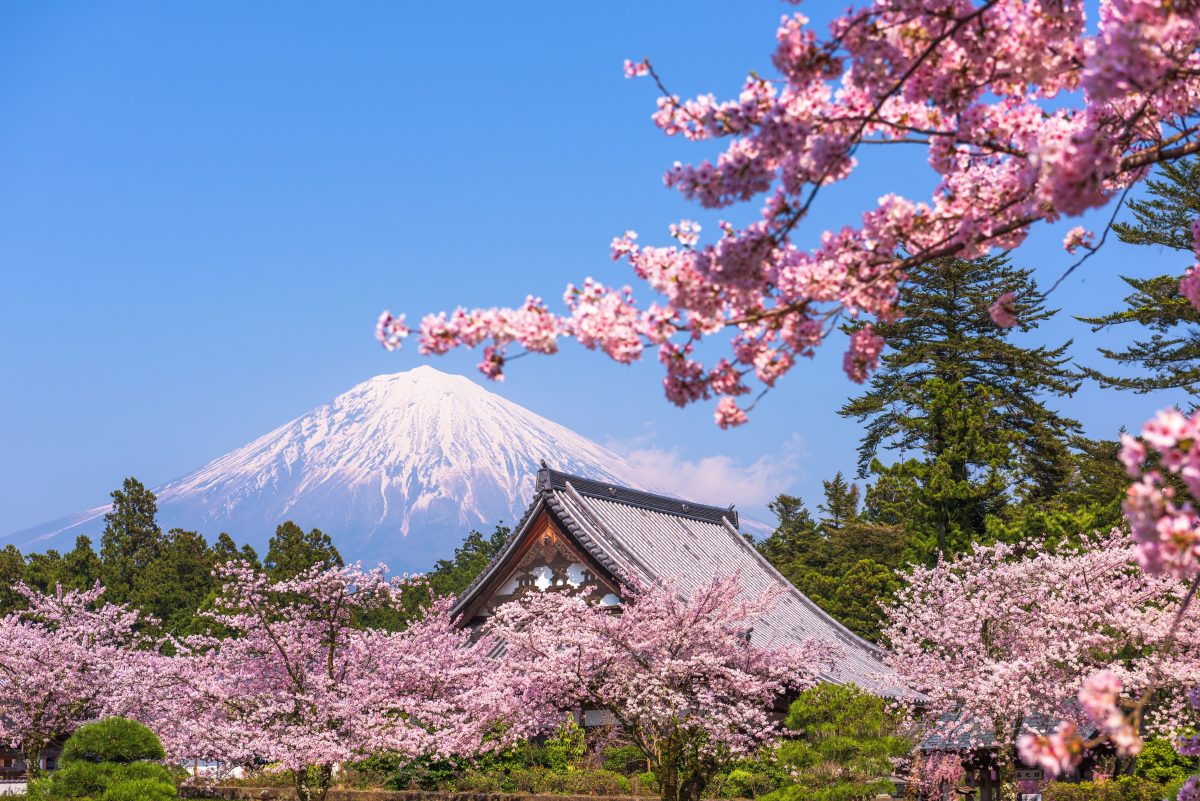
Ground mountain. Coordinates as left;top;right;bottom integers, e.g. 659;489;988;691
5;366;656;571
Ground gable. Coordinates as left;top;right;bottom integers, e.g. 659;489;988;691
456;508;621;624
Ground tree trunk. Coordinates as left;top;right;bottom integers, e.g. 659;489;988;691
294;764;333;801
21;743;43;782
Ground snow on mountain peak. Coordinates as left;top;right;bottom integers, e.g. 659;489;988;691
6;367;651;571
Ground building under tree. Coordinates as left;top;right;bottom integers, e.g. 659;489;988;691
453;467;902;698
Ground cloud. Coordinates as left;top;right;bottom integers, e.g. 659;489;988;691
607;433;807;530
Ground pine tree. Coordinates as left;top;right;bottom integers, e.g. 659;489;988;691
264;521;343;579
137;528;216;635
757;482;909;641
0;544;25;614
61;536;101;590
99;477;164;603
755;495;823;568
840;255;1081;558
212;532;262;569
1078;159;1200;398
816;473;859;534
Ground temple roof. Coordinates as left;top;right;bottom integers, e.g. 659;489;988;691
453;467;907;697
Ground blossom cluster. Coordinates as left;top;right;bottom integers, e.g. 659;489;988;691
379;2;1200;425
1121;408;1200;578
883;531;1200;764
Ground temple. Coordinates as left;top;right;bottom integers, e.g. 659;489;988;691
453;467;904;698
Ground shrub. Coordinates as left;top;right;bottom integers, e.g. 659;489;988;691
28;718;174;801
60;718;166;766
1134;739;1200;785
99;778;176;801
710;767;780;799
603;744;648;774
1042;777;1172;801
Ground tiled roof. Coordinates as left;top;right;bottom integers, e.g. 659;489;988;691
453;468;907;697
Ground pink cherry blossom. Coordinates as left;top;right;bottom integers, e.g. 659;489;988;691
0;583;150;778
883;531;1200;752
988;292;1019;328
1063;226;1094;254
843;324;884;383
380;2;1200;424
487;574;836;801
1182;266;1200;314
140;562;542;801
624;58;649;79
1017;723;1084;777
374;311;409;351
714;396;749;429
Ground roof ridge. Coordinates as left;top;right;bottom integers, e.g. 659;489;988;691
542;468;738;527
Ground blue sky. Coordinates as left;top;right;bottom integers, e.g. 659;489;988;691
0;2;1191;539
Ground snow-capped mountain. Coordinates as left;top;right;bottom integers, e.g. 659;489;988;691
6;366;655;570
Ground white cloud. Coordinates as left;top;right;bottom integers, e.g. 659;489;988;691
606;433;807;530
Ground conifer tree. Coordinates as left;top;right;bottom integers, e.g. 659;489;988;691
755;495;822;569
0;544;25;614
137;528;216;634
1078;158;1200;398
60;535;101;590
264;521;343;579
816;473;859;534
213;531;261;568
840;255;1081;558
99;477;164;603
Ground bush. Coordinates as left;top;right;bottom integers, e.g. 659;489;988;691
1042;777;1173;801
710;767;780;799
28;718;174;801
1135;739;1200;785
60;718;166;766
99;778;176;801
603;744;648;774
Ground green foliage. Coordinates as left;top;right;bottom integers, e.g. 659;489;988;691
1041;777;1173;801
264;521;343;580
1133;738;1200;785
455;766;634;795
765;683;911;801
99;777;177;801
757;482;907;639
603;744;650;775
542;716;587;772
0;543;27;614
29;718;173;801
99;478;164;604
1079;158;1200;398
841;254;1082;561
60;718;166;765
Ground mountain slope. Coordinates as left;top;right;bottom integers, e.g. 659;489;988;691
6;367;654;570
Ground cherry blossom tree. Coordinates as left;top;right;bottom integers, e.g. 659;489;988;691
882;531;1200;762
0;583;147;779
145;562;539;801
377;2;1200;426
486;574;838;801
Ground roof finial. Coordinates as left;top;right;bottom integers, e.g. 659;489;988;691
728;503;736;511
540;459;549;469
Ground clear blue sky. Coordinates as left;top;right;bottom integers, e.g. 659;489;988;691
0;2;1189;538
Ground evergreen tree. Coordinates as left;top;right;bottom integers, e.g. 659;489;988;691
61;535;101;591
757;482;908;641
264;521;343;579
212;532;261;569
1078;159;1200;398
755;495;822;569
0;544;25;614
816;473;859;534
766;683;912;801
425;524;509;598
99;477;164;603
136;528;215;635
22;550;66;595
840;255;1081;559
